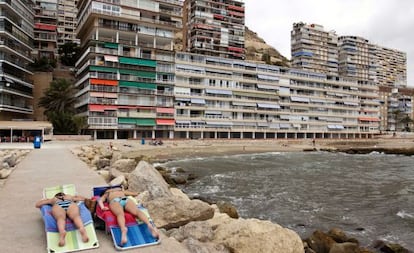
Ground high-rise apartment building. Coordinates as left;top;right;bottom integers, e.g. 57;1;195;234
291;22;338;77
338;36;371;84
183;0;245;60
375;45;407;87
33;0;58;59
292;22;407;88
57;0;79;46
0;0;35;120
75;0;182;139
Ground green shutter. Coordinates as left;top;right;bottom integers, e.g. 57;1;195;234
104;42;118;49
119;81;156;90
90;66;118;73
119;69;156;79
136;118;156;126
119;57;156;67
118;118;136;124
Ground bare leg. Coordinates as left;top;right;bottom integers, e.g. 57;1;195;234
125;201;159;238
67;203;89;243
109;201;128;245
51;205;67;247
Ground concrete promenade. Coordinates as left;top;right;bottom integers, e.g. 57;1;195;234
0;142;181;253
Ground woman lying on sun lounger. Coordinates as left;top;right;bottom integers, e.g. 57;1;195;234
35;192;89;247
98;186;159;245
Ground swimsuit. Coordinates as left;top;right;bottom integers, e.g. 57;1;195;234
110;197;129;208
56;200;73;211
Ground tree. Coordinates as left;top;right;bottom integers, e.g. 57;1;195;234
58;42;80;66
38;78;81;134
400;115;414;132
39;78;77;114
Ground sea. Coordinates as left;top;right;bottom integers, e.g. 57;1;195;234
162;151;414;250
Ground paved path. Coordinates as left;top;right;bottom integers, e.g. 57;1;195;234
0;142;187;253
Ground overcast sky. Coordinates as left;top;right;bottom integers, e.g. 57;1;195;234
244;0;414;87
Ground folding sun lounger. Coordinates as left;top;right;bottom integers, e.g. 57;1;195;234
40;184;99;253
93;185;160;251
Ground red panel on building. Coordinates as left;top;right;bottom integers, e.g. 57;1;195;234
90;79;118;86
34;23;57;31
156;107;175;114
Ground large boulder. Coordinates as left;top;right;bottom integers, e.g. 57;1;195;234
3;153;17;167
208;212;304;253
111;158;136;173
145;196;215;230
0;168;12;179
305;230;337;253
329;242;360;253
171;212;304;253
127;161;172;199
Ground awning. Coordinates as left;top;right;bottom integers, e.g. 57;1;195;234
257;122;268;127
205;89;232;95
205;110;222;115
104;55;118;62
89;104;105;112
258;74;279;81
191;98;206;104
90;79;118;86
156;107;174;114
311;98;326;103
206;121;233;126
291;96;310;103
4;77;14;84
175;120;190;124
176;64;204;72
176;97;191;102
174;87;191;95
257;84;278;90
257;103;280;109
328;125;344;130
232;101;257;107
279;123;290;129
358;117;380;122
156;119;175;125
344;101;359;106
136;118;156;126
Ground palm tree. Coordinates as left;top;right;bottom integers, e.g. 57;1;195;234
39;78;79;134
39;78;77;115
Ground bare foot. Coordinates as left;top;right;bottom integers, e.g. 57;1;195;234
149;224;159;238
121;227;128;245
58;231;66;247
79;228;89;243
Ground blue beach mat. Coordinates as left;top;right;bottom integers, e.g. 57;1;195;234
93;185;160;250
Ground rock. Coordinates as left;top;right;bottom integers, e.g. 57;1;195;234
145;196;215;230
109;175;126;187
172;175;187;185
111;159;136;173
170;221;215;242
305;230;336;253
216;201;239;219
329;242;359;253
109;167;126;179
97;170;111;182
2;162;10;170
0;168;12;179
3;153;17;167
183;237;230;253
95;158;110;170
328;228;348;243
127;161;172;199
208;212;304;253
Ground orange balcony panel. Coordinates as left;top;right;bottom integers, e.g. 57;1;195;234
156;119;175;125
90;79;118;86
35;23;57;31
228;46;244;53
358;117;380;122
156;107;174;114
227;5;245;12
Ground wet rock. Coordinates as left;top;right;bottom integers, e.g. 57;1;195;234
328;228;348;243
216;200;239;219
305;230;336;253
329;242;359;253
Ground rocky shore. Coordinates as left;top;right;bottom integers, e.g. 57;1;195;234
1;138;413;253
70;140;413;253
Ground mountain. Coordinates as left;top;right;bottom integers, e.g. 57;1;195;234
174;27;290;67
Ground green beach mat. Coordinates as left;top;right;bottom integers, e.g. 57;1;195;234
41;184;99;253
46;223;99;253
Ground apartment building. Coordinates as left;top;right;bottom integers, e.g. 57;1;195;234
375;45;407;87
33;0;58;60
338;36;372;84
75;0;182;139
291;22;338;77
57;0;79;46
379;86;414;132
174;52;380;139
0;0;35;120
183;0;245;60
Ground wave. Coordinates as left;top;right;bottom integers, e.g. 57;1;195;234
397;210;414;219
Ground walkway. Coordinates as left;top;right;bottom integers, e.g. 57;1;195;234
0;142;185;253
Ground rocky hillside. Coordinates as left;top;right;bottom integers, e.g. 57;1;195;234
244;26;290;67
174;27;290;67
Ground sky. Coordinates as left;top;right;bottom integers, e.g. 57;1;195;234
244;0;414;87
